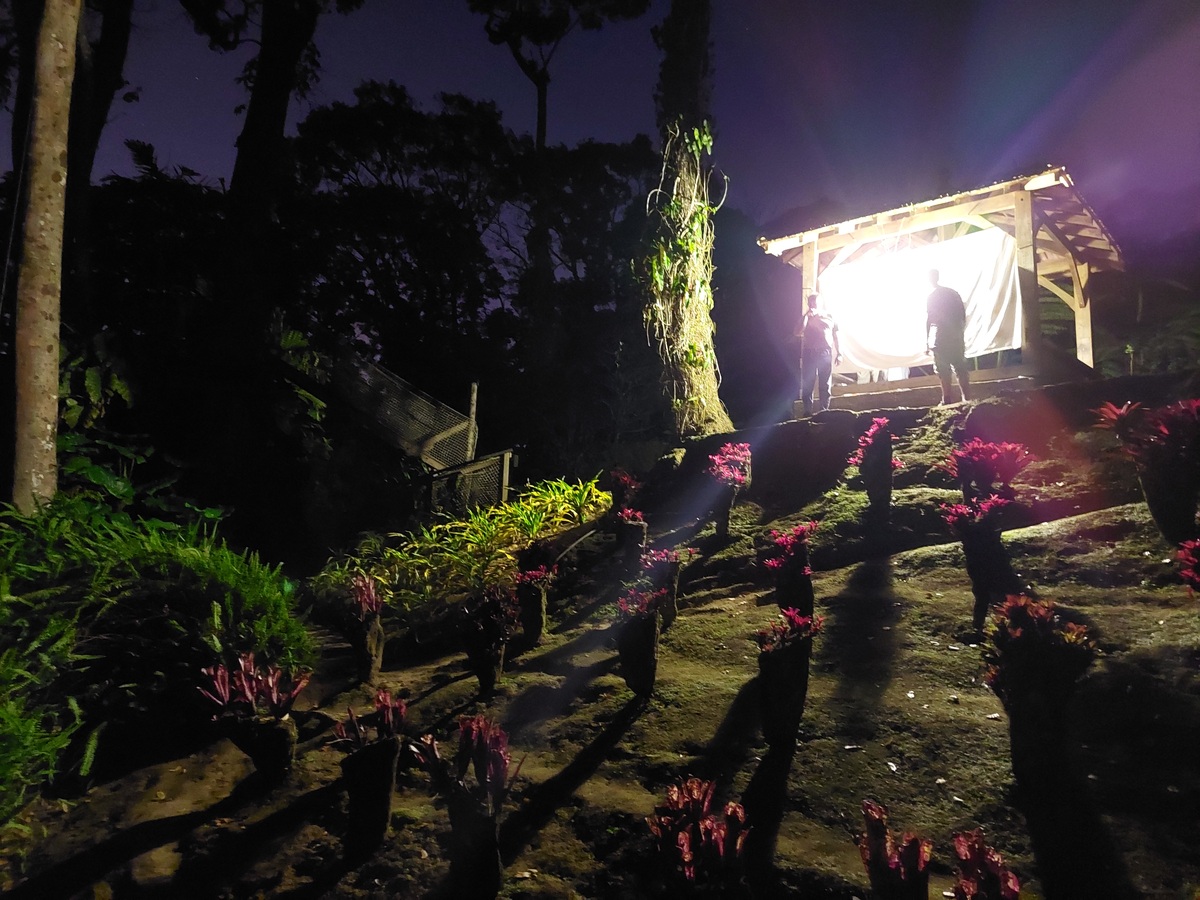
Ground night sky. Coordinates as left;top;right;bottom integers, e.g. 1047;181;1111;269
6;0;1200;263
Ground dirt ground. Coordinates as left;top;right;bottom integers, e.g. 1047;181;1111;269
3;388;1200;899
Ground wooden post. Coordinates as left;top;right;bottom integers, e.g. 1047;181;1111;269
1070;263;1094;368
801;238;818;296
466;382;478;461
1013;191;1041;373
499;450;511;504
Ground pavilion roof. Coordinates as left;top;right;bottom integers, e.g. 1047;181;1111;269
758;166;1123;277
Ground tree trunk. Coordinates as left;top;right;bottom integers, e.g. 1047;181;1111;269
12;0;84;513
64;0;134;333
192;0;321;560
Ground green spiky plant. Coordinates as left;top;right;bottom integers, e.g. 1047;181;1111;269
312;477;611;618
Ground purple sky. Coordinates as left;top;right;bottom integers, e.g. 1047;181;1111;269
9;0;1200;259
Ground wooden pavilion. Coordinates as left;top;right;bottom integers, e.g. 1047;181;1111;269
758;166;1125;411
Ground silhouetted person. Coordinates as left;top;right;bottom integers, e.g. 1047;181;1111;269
796;293;840;416
925;269;971;404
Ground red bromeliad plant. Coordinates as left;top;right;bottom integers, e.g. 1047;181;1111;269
463;584;521;643
350;572;383;620
847;417;904;469
617;586;666;621
942;437;1035;502
618;507;645;523
411;716;523;896
763;521;818;616
610;468;643;509
939;495;1011;536
1177;539;1200;595
858;799;932;900
1095;398;1200;466
332;689;408;751
647;777;749;887
346;572;387;684
709;443;752;539
640;548;696;632
763;520;820;571
616;586;666;696
754;608;822;654
514;564;557;647
940;495;1020;632
411;716;524;816
198;652;310;721
1093;400;1147;446
707;442;752;488
755;608;822;746
983;595;1095;708
515;564;557;588
641;546;698;569
460;585;521;696
1095;398;1200;545
453;714;523;817
951;829;1021;900
762;521;819;573
849;418;903;525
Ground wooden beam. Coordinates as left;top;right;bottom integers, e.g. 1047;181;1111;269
772;192;1018;261
1038;274;1077;310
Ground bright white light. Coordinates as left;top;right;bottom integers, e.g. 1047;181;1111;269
819;228;1021;372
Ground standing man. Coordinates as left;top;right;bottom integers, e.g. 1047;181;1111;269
797;293;840;416
925;269;972;405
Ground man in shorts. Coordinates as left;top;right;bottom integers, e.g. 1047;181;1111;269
925;269;971;405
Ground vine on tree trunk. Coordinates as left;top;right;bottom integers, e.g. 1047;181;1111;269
640;120;733;439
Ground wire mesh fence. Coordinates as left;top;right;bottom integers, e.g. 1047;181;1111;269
333;357;476;470
428;451;512;516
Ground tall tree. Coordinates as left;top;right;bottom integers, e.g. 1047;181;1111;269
466;0;651;369
466;0;649;152
1;0;134;499
290;83;518;395
640;0;732;438
11;0;84;512
176;0;365;558
3;0;134;324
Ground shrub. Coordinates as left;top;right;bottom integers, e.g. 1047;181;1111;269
0;616;87;824
312;476;611;614
0;492;312;820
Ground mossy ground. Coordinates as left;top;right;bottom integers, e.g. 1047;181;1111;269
3;392;1200;898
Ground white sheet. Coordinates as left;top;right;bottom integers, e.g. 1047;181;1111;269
817;228;1021;372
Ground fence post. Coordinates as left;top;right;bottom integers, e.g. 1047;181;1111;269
467;382;479;461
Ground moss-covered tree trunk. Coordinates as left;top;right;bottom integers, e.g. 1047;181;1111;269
643;0;732;439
